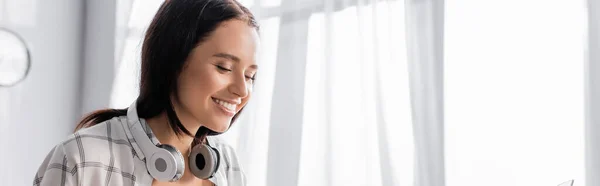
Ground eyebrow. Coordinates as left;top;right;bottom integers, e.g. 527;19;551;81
213;53;258;70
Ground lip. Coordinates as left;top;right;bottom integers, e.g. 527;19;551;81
213;98;235;117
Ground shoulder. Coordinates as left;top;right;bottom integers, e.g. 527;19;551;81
34;117;140;185
60;117;135;161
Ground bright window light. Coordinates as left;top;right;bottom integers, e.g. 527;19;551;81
445;0;586;185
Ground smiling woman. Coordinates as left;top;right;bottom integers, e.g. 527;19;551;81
32;0;258;185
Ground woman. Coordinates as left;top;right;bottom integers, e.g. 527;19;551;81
33;0;259;185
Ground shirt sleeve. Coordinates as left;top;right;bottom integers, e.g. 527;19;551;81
33;143;79;186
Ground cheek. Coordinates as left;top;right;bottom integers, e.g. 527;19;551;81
178;83;204;112
178;72;214;111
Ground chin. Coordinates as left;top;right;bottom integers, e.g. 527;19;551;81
205;120;231;133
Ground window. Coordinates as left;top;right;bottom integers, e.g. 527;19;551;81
445;0;586;185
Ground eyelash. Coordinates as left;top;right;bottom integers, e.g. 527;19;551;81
216;65;232;72
216;65;256;81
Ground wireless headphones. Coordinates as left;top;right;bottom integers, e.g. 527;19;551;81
126;100;221;182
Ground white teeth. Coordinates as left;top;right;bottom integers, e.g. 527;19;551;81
215;99;236;111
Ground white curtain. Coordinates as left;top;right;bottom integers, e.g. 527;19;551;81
404;0;445;185
586;0;600;186
222;0;417;186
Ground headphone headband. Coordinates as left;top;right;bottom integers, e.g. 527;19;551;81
127;101;158;159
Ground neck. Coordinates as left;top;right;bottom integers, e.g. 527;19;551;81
145;109;201;155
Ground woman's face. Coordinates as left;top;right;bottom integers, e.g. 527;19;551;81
175;19;259;133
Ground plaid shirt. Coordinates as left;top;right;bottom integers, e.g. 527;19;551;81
33;116;246;186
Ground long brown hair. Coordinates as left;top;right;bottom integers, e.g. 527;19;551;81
75;0;259;141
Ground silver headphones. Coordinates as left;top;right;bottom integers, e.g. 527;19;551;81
126;101;221;182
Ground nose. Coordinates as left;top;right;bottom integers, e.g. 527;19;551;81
228;73;249;98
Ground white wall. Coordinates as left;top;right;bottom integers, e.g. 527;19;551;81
0;0;84;185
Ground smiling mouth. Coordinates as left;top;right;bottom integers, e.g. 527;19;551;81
212;98;237;113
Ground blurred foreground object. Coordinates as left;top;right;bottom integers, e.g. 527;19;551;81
0;27;30;87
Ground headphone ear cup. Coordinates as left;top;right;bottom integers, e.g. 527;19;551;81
189;144;220;179
210;146;221;174
146;144;185;182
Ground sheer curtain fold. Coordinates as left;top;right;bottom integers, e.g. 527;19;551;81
265;5;310;186
404;0;445;186
586;0;600;185
80;0;117;115
115;0;134;69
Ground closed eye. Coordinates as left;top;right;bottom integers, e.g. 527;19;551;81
216;65;232;72
246;72;257;82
